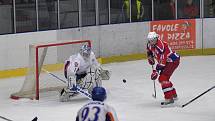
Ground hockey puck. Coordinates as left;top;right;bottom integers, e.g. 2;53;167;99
123;79;126;83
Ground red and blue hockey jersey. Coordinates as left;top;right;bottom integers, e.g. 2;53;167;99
147;39;180;66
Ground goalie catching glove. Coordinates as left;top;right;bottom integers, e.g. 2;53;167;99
97;67;111;80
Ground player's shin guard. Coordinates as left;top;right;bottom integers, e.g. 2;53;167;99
159;75;177;100
161;82;177;100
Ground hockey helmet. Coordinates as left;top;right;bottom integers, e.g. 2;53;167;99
80;44;91;59
147;32;158;45
92;86;107;101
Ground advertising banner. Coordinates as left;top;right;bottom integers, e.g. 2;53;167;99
150;19;196;50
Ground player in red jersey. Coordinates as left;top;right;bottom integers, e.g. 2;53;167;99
146;32;180;105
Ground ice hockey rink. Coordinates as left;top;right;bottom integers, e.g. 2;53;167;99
0;55;215;121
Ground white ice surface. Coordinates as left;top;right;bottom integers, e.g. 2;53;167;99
0;56;215;121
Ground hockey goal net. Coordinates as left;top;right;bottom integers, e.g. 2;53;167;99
10;40;91;100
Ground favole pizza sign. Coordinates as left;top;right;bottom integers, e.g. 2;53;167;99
150;19;196;50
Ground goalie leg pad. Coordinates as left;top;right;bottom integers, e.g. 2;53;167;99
59;88;78;102
59;88;70;102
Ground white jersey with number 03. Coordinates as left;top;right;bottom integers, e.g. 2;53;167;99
65;51;100;77
76;101;119;121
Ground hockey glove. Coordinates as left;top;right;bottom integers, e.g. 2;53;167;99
147;50;153;57
151;70;158;80
156;64;165;71
148;57;155;65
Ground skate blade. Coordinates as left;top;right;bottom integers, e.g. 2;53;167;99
161;103;176;108
160;100;182;108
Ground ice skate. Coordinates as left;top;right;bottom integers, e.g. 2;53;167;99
161;99;175;107
173;94;178;101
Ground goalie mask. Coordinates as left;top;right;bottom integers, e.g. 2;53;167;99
80;45;91;59
147;32;158;46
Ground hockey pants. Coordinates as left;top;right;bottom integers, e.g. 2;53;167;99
158;58;180;100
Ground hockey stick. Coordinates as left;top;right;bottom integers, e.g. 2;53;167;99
32;117;38;121
181;85;215;108
152;65;157;98
42;68;92;99
152;80;156;98
42;68;66;83
0;116;13;121
0;116;37;121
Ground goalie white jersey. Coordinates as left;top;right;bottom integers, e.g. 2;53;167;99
76;101;119;121
64;51;100;78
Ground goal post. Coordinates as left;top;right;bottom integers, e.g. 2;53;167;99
10;40;91;100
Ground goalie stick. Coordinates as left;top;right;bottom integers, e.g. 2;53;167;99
42;69;92;99
181;85;215;108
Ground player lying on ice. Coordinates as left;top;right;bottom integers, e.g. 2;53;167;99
60;44;110;102
146;31;180;106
